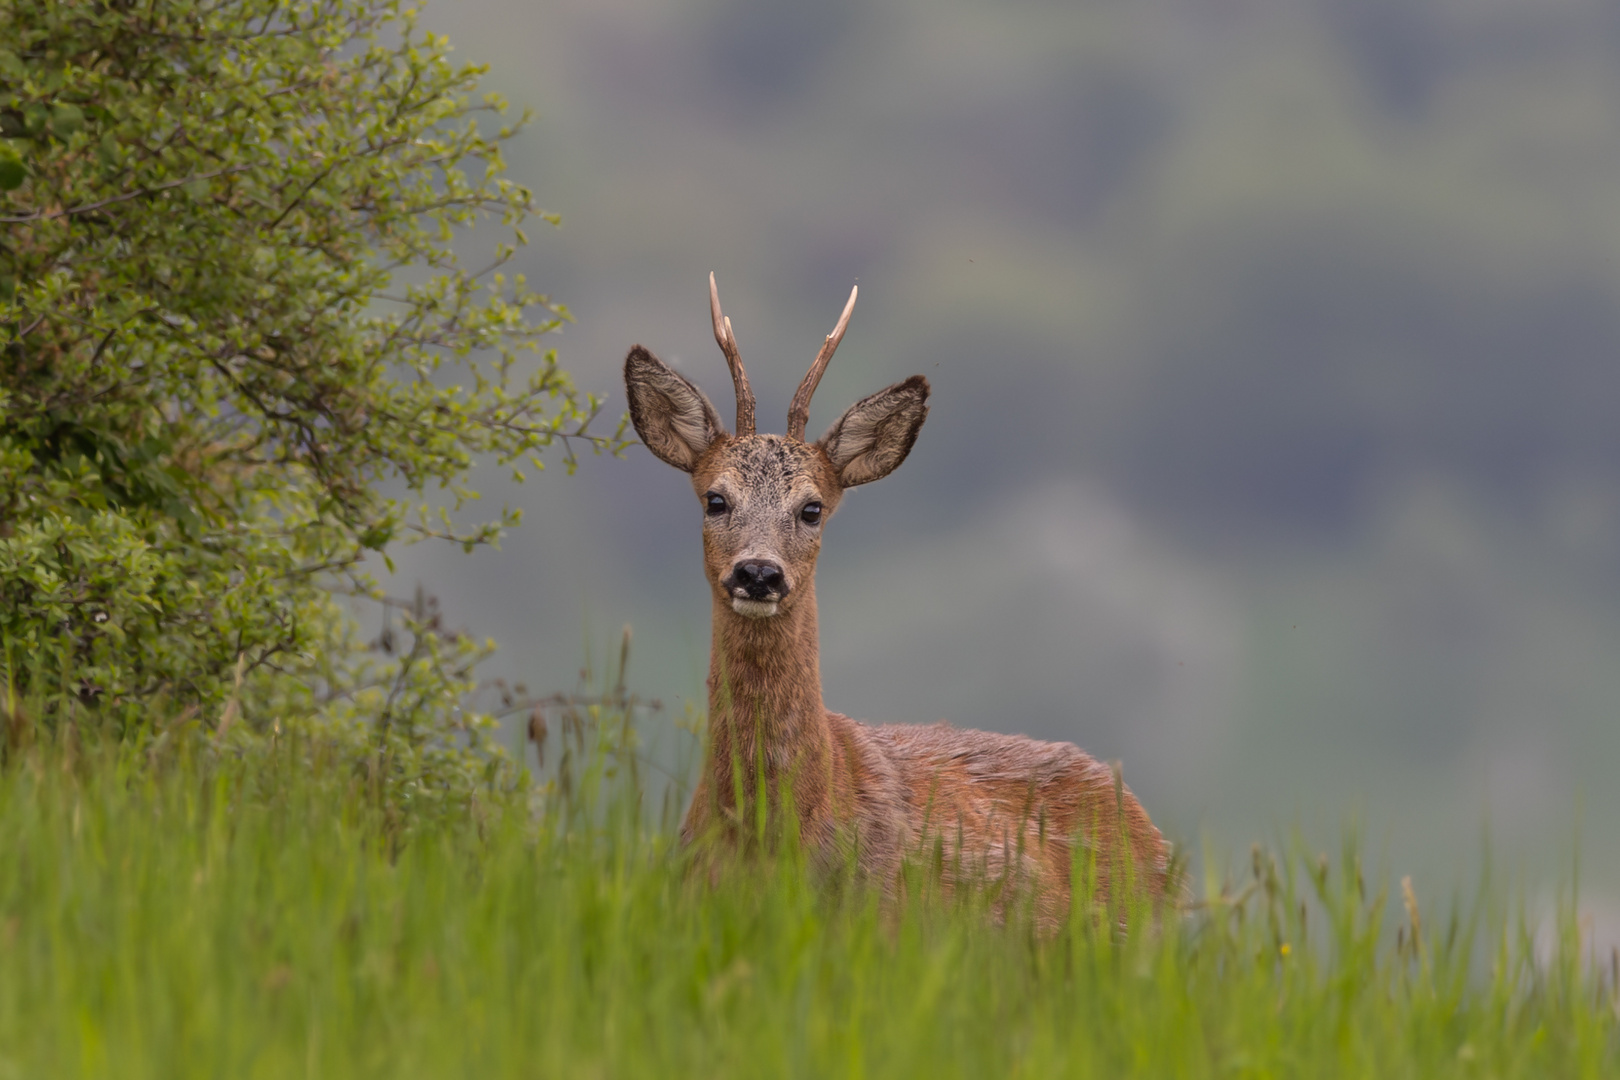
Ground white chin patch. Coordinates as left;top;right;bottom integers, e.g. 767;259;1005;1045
731;598;780;618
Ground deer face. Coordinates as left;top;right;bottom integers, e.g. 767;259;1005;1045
624;277;929;620
692;435;839;618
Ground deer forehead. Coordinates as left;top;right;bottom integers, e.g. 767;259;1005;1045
695;436;839;510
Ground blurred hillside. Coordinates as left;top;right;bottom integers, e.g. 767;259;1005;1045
391;0;1620;895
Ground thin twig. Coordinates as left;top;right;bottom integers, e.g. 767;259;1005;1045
0;166;248;223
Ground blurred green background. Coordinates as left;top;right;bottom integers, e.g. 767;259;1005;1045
389;0;1620;913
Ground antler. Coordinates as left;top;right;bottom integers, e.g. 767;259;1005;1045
786;284;858;441
709;272;755;436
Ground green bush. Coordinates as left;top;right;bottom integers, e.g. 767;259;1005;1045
0;0;621;797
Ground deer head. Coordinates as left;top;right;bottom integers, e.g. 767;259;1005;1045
625;274;930;621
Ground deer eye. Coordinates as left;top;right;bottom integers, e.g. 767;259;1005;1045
705;492;729;516
799;501;822;526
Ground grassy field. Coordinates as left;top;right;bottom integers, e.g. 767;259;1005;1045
0;731;1613;1079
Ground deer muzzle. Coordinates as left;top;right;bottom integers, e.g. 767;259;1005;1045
724;558;790;616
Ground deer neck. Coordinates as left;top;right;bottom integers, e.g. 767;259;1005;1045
705;583;831;810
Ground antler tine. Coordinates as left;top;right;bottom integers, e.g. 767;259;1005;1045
709;272;755;436
786;284;858;441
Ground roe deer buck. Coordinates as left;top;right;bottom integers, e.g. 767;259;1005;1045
624;274;1169;922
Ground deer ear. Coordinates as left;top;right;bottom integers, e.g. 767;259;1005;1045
625;346;726;472
816;375;930;487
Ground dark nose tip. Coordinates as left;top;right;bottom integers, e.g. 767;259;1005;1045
727;559;788;601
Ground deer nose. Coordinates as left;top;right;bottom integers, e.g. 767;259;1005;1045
725;559;788;601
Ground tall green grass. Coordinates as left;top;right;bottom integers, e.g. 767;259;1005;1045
0;726;1613;1078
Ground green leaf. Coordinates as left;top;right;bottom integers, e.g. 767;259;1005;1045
359;524;394;551
49;103;84;138
96;132;121;168
0;148;24;192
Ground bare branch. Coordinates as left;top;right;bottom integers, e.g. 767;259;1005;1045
0;166;249;223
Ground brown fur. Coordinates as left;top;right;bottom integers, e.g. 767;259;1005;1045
624;311;1169;925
